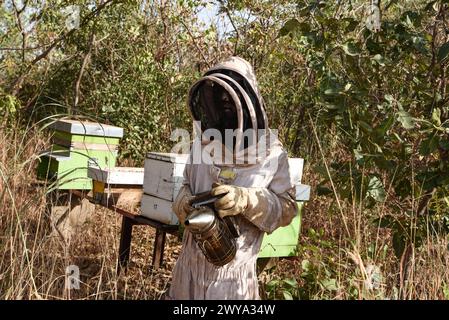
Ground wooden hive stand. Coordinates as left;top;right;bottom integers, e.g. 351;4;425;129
82;166;179;273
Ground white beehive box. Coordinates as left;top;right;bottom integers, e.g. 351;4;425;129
141;152;189;224
141;194;179;225
143;152;189;201
287;158;310;201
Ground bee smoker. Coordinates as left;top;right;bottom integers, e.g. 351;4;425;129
184;192;239;267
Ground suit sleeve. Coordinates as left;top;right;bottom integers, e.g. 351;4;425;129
242;150;298;234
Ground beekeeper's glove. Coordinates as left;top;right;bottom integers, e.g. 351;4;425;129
211;183;249;218
172;185;195;225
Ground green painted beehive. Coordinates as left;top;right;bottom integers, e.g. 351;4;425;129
258;203;303;258
37;120;124;190
258;184;310;258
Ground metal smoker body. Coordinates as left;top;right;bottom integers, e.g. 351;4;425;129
184;200;238;267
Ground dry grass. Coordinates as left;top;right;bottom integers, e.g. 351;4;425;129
0;125;180;299
0;125;448;300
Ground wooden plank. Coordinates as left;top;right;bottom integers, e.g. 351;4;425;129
71;190;137;219
117;216;133;273
71;190;178;234
72;189;178;274
133;215;178;234
152;229;166;269
96;187;143;212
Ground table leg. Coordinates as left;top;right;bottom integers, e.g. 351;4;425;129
117;216;133;274
152;229;166;269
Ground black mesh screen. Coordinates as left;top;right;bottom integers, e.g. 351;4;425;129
190;80;238;133
204;69;265;130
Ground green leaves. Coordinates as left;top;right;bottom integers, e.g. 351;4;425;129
376;116;394;137
373;215;395;228
266;277;299;300
316;185;333;196
320;278;338;291
419;131;440;155
437;41;449;63
367;176;386;202
283;278;298;288
358;120;373;134
279;18;301;37
341;41;360;56
372;54;386;66
324;87;341;95
392;232;406;258
282;291;293;300
273;5;449;273
397;110;415;129
431;107;441;126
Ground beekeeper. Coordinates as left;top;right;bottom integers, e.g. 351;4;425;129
167;56;298;300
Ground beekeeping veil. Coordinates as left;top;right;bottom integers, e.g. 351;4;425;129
188;57;270;162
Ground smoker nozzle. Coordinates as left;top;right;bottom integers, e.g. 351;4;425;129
184;207;215;232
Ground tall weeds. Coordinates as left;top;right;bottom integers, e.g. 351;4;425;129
0;123;175;299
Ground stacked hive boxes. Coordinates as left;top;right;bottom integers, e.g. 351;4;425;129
141;152;189;224
37;119;124;190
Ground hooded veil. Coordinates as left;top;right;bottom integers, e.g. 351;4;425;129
188;57;274;165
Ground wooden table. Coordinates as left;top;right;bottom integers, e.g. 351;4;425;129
72;190;179;273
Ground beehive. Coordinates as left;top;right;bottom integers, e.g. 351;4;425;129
37;119;123;190
141;152;189;224
258;184;310;258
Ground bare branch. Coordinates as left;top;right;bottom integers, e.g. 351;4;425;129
12;0;28;62
179;19;211;69
10;0;116;96
217;0;240;55
73;33;95;111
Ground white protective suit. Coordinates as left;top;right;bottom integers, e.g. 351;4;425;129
167;57;298;300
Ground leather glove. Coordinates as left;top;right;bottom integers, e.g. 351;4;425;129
211;183;249;218
172;185;195;225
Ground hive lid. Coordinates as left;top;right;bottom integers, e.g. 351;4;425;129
146;152;189;163
49;119;124;138
88;166;144;185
